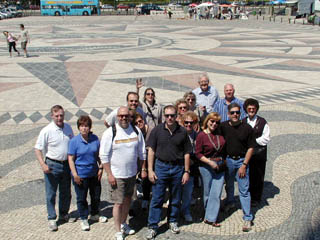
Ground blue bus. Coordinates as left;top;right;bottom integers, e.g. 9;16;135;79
40;0;100;16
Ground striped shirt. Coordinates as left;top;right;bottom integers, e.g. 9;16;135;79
213;97;246;122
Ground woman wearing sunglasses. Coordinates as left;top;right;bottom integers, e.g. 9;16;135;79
175;99;189;126
183;91;208;131
195;112;226;227
180;111;199;222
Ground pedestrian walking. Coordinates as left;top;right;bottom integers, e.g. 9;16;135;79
3;31;20;58
19;24;30;58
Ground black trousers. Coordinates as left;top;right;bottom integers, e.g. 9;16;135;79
249;149;267;202
9;42;18;53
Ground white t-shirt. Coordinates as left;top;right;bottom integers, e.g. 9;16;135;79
105;106;145;126
99;124;146;178
35;122;74;161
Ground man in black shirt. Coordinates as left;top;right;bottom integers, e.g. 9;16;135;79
145;105;191;239
220;103;255;232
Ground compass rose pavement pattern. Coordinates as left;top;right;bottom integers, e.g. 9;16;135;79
0;16;320;239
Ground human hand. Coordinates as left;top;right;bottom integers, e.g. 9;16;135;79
141;170;148;179
148;170;157;184
136;78;143;89
74;175;82;185
41;163;51;174
181;172;189;185
238;165;246;178
97;169;103;181
108;174;117;186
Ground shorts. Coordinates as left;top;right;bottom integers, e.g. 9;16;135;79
107;176;136;204
21;41;27;50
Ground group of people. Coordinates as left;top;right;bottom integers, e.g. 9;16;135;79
3;24;29;58
34;73;270;240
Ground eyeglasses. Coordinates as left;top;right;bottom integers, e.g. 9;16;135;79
129;100;138;103
184;121;194;125
186;98;195;102
179;106;187;110
230;110;240;115
118;114;129;119
164;114;176;118
146;93;154;96
209;119;220;124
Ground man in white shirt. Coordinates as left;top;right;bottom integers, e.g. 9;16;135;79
192;73;219;114
104;92;145;128
34;105;74;231
100;106;146;240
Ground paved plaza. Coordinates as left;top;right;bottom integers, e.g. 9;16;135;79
0;15;320;239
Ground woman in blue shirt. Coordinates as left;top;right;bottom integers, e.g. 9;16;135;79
68;115;106;231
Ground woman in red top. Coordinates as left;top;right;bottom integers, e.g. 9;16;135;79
195;112;226;227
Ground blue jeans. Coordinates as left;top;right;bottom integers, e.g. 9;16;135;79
199;164;224;222
44;158;71;220
225;157;253;221
181;176;194;216
73;176;101;220
148;159;184;229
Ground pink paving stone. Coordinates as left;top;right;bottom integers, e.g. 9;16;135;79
279;59;320;68
158;55;290;82
65;61;107;106
0;82;36;93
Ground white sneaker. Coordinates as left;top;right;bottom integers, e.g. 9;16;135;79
80;219;90;231
90;214;108;223
115;231;124;240
48;220;57;231
121;222;135;235
169;222;180;234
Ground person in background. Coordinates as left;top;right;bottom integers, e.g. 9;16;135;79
3;31;20;58
68;115;107;231
195;112;226;227
243;98;270;207
19;24;30;58
180;111;199;222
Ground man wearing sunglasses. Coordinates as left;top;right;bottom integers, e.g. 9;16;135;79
213;83;246;122
104;92;146;128
100;106;146;240
145;105;192;239
220;103;255;232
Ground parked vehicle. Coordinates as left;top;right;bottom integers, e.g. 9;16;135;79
0;12;7;19
0;9;12;18
141;4;162;15
117;4;129;9
101;4;114;9
6;8;18;17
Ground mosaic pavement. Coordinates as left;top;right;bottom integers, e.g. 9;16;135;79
0;15;320;240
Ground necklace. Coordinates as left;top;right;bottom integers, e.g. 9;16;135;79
206;131;220;151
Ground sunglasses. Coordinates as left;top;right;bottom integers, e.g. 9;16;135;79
230;110;241;115
118;114;129;118
179;106;187;110
186;98;195;102
209;119;220;124
164;114;176;118
184;121;194;125
146;93;154;96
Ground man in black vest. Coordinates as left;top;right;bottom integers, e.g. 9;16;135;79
220;103;255;232
243;98;270;207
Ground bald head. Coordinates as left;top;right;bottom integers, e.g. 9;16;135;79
224;83;235;101
117;106;129;129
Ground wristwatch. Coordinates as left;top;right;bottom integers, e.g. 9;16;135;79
184;170;190;174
